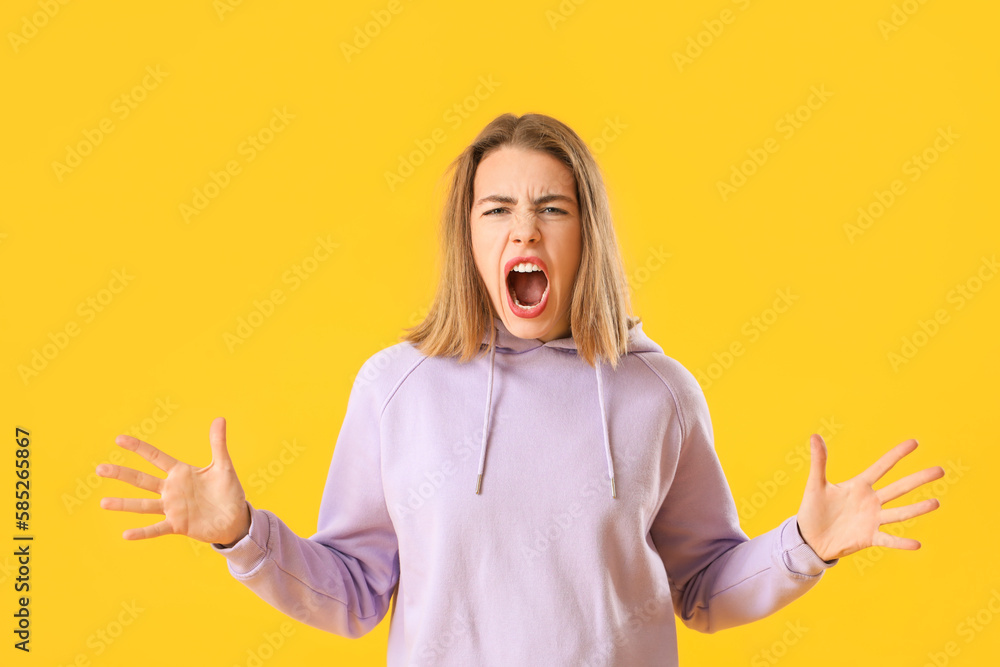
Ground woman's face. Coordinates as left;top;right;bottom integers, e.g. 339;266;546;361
471;146;582;342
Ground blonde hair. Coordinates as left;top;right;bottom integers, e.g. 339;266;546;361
401;112;640;370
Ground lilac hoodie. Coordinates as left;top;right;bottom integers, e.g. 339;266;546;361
211;316;839;665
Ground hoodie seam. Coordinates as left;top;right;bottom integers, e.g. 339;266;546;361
632;352;690;444
376;351;430;419
633;351;691;535
355;345;426;604
272;558;381;620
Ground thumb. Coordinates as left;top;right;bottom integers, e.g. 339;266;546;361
209;416;232;467
807;433;828;489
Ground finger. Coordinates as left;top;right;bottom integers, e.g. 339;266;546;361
95;463;164;495
858;438;918;487
876;466;945;504
114;434;179;473
99;496;165;515
872;530;921;550
123;520;174;540
880;498;940;525
807;433;827;488
207;417;232;467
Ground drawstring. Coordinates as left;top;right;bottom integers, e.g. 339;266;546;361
474;335;617;499
475;340;497;495
594;359;617;499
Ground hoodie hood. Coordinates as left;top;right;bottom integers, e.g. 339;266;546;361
474;315;662;499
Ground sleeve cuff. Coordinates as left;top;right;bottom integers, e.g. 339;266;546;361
778;515;839;576
209;500;271;574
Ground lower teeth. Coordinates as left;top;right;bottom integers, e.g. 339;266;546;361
515;298;535;308
509;284;545;310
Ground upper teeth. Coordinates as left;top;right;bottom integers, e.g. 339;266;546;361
511;262;542;273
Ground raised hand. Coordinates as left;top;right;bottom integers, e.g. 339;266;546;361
96;417;251;546
795;434;943;562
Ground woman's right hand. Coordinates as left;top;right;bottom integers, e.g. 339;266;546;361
97;417;251;547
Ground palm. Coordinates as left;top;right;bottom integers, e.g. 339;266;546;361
159;457;246;543
97;417;250;546
796;434;943;562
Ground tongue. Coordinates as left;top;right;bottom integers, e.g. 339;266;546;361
510;271;547;305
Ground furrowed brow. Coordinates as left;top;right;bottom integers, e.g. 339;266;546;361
474;193;576;207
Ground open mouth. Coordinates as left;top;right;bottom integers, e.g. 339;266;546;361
504;256;550;318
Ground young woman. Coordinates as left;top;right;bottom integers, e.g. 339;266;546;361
97;113;944;666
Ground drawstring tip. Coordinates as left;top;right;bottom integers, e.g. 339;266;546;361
610;477;616;499
476;473;483;495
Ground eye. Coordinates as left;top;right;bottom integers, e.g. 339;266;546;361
483;207;506;216
541;207;567;214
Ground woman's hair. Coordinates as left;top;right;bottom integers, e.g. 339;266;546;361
401;112;640;370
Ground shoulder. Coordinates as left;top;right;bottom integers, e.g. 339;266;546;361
629;350;710;439
352;341;429;394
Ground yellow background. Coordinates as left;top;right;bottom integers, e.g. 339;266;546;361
2;0;997;665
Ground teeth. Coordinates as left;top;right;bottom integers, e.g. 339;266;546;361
511;262;542;273
511;282;548;310
514;297;539;308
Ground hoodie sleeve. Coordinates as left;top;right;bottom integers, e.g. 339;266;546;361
210;361;400;638
648;358;837;634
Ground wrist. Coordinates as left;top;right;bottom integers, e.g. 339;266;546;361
218;500;251;548
796;518;837;564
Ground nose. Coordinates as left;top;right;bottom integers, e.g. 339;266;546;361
510;212;539;244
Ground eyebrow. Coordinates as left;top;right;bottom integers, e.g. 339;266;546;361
473;193;576;208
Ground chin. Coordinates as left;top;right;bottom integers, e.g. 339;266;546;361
502;315;548;339
497;298;564;340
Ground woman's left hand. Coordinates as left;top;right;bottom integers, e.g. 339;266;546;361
795;434;944;562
